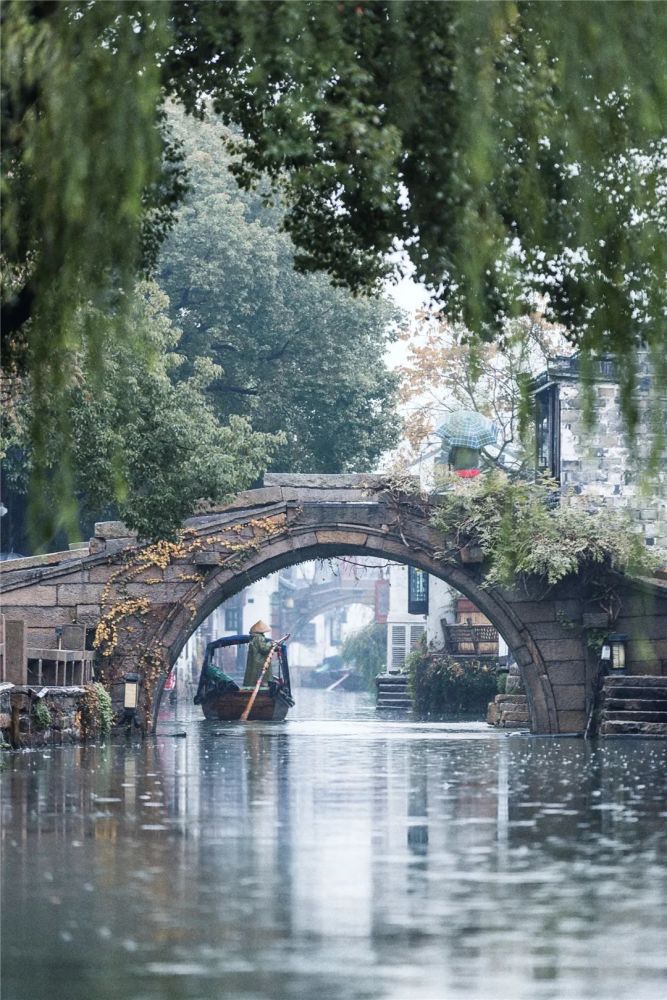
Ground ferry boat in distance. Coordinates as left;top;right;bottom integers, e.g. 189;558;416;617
193;634;294;721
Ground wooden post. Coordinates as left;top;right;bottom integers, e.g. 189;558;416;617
5;619;27;685
10;702;21;749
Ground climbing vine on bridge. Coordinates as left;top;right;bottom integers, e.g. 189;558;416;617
94;514;286;711
369;469;661;590
430;471;662;587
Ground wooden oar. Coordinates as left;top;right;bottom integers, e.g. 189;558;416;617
240;633;290;722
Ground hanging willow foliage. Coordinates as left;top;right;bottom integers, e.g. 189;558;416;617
2;1;168;541
2;1;665;544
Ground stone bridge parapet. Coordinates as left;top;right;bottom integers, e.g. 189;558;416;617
1;474;666;734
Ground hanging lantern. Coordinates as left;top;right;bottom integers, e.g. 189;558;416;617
606;633;629;672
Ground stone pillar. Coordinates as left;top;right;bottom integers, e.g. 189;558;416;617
5;619;27;685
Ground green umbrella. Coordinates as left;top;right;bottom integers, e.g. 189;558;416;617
435;410;498;457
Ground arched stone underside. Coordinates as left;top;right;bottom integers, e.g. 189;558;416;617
2;475;666;735
159;524;561;734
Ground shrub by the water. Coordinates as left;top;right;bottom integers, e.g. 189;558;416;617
32;701;52;731
80;682;114;738
408;650;499;716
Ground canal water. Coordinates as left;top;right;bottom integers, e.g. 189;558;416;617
2;690;666;1000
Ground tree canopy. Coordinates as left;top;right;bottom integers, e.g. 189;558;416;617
165;1;667;403
158;109;401;473
2;0;666;538
2;284;279;544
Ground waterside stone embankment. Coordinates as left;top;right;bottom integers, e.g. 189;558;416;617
0;683;89;749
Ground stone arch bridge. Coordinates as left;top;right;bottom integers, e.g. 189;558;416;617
1;474;666;734
279;575;378;648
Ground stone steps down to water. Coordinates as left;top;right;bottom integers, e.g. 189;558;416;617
375;674;412;710
486;693;529;728
599;675;667;736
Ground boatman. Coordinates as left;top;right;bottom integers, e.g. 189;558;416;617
243;620;275;687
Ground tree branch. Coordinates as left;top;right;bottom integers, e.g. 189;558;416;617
213;383;260;396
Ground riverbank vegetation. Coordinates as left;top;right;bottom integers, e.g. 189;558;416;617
79;683;114;739
407;649;499;717
2;100;400;548
158;108;401;475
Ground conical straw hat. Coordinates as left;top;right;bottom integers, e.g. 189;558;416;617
249;620;270;634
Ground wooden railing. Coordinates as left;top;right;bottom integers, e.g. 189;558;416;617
27;648;95;687
442;623;499;656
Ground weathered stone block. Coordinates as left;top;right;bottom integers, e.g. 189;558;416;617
291;531;320;551
94;521;137;540
76;605;101;625
26;627;59;648
264;472;387;490
125;582;193;602
57;584;105;606
616;616;667;640
582;612;609;629
629;638;667;661
0;606;75;627
552;684;585;711
625;660;663;676
315;529;368;547
552;599;586;617
557;710;586;733
195;486;283;515
513;646;534;667
5;620;27;684
88;566;117;583
61;625;85;650
2;586;57;606
99;538;136;556
499;711;529;726
504;601;556;623
505;674;525;695
193;553;223;567
546;661;586;685
163;565;201;581
528;621;583;641
281;487;370;503
533;639;583;662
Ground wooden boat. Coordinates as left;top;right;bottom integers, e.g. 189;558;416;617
200;686;291;721
194;634;294;721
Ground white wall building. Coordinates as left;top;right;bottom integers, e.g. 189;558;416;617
383;429;510;673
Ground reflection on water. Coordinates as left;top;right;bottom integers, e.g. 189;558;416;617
2;690;667;1000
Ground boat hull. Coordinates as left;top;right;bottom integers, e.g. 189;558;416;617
200;688;290;721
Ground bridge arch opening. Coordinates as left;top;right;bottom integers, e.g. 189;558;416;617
152;530;554;732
